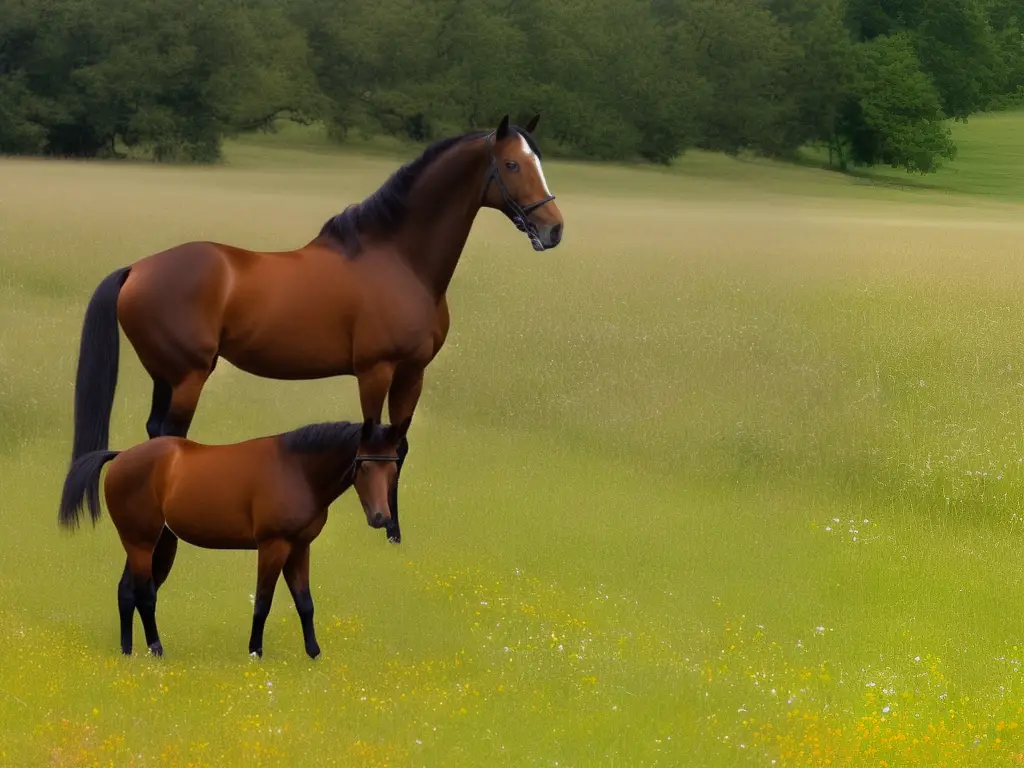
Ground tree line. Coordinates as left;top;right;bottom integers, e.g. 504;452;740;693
2;0;1024;172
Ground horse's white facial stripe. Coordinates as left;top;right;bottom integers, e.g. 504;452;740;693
517;134;551;196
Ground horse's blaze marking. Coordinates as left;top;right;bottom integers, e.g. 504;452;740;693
518;134;552;197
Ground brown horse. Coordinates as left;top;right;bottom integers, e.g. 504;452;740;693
58;417;411;659
67;113;563;550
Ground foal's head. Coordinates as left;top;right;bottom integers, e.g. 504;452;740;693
482;114;564;252
353;417;412;529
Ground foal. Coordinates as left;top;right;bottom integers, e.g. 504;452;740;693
58;417;410;659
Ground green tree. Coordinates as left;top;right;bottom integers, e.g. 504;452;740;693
0;0;320;161
673;0;802;156
840;32;957;172
846;0;1001;118
771;0;858;164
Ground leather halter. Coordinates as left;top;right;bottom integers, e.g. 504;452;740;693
480;131;556;238
353;454;399;468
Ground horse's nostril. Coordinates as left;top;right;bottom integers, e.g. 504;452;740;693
549;223;563;245
373;512;384;527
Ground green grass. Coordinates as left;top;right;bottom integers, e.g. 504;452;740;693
797;109;1024;202
7;116;1024;766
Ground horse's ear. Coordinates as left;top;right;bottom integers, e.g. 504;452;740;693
525;114;540;134
496;114;510;140
361;418;375;443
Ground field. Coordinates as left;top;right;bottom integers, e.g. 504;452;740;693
7;115;1024;766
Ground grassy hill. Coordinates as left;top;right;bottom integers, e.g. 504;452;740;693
225;110;1024;208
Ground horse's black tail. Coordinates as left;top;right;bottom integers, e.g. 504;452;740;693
70;266;131;464
58;450;120;529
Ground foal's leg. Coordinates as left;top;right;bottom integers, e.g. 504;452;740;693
117;563;136;655
385;367;424;545
114;379;175;654
283;543;320;659
152;527;179;592
248;539;292;658
124;543;164;657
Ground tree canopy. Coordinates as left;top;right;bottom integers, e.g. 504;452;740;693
1;0;1021;172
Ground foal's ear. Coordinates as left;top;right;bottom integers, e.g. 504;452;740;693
496;114;510;140
361;418;375;443
524;114;540;134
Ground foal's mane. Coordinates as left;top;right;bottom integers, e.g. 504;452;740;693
282;421;364;454
318;126;542;256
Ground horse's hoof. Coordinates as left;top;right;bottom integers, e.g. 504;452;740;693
306;643;321;660
249;648;263;659
121;647;132;656
148;642;164;657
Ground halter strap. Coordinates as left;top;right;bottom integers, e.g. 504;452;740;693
354;455;399;464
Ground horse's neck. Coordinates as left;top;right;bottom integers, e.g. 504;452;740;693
398;141;488;298
300;451;354;505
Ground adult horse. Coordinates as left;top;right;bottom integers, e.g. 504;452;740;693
67;113;564;546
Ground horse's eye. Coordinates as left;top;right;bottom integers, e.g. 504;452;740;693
505;160;519;172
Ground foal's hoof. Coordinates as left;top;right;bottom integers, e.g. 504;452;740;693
148;642;164;657
386;524;401;544
249;648;263;659
306;643;322;660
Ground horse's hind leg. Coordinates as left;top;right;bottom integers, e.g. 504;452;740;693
152;527;179;592
248;539;291;658
161;365;214;439
146;378;172;440
117;562;135;655
124;543;164;657
283;543;320;659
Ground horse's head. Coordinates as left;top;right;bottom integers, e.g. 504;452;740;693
352;417;411;531
483;114;564;252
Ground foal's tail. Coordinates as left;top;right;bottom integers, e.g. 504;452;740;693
70;266;131;464
58;450;120;529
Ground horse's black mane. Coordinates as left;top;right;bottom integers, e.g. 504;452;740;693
319;126;541;256
282;421;365;454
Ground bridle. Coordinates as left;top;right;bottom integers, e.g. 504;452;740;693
353;454;399;471
481;131;556;247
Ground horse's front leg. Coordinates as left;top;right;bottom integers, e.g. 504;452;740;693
385;366;424;545
356;362;396;539
283;542;320;659
248;539;292;658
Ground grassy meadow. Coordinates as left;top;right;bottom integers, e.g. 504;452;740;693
8;114;1024;766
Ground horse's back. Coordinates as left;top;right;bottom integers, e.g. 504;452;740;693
157;437;287;549
214;242;382;379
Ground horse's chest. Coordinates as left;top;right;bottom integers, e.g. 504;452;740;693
357;294;440;361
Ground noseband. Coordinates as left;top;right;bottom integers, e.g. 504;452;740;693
353;454;399;470
481;132;556;242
